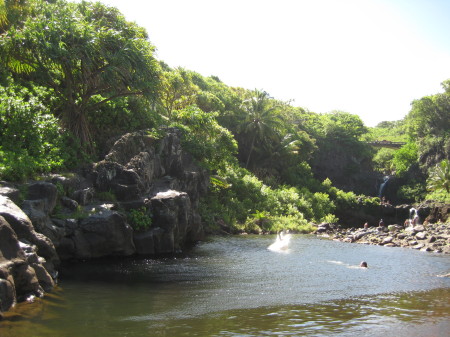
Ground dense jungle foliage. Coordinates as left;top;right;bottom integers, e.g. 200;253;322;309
1;0;449;232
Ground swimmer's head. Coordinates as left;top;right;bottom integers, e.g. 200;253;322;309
360;261;368;268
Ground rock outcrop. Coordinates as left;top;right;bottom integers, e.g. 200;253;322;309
0;128;210;317
47;128;208;260
0;199;57;317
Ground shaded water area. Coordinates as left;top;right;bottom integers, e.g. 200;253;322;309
1;235;449;336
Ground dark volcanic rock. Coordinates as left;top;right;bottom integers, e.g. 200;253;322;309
0;196;59;270
0;214;55;316
0;128;210;316
317;221;450;254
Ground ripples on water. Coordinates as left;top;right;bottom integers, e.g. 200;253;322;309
1;235;449;336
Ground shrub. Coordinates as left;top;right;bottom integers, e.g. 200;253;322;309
425;189;450;203
170;106;238;171
0;84;66;181
200;164;322;233
128;207;152;231
95;190;117;202
398;182;426;202
392;142;418;177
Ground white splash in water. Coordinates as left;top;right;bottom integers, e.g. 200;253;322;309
268;230;291;252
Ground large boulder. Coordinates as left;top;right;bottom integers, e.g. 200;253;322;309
94;161;143;201
424;202;450;223
0;183;21;203
53;128;208;259
132;190;204;256
94;128;208;254
98;128;208;201
22;197;65;246
57;208;135;260
0;215;55;316
26;182;58;214
0;215;25;261
20;181;62;246
152;190;197;253
0;196;59;271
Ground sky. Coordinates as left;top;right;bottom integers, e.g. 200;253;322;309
81;0;450;126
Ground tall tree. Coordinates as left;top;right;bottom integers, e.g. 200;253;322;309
0;0;161;150
408;79;450;139
159;68;199;121
239;90;282;168
321;110;368;142
0;0;6;31
406;79;450;170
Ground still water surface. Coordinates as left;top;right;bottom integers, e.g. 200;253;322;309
1;235;449;336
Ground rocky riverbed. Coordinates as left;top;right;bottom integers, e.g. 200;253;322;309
316;222;450;254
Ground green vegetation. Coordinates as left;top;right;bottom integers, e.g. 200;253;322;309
1;0;448;233
95;190;117;202
128;207;152;231
426;159;450;202
52;204;91;220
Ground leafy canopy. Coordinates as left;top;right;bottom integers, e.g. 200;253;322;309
0;0;161;148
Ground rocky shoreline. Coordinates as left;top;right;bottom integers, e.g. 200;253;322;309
316;222;450;254
0;128;209;318
1;128;449;318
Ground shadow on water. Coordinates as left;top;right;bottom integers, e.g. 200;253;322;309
2;287;449;337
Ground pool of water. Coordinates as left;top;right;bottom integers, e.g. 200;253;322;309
1;235;449;336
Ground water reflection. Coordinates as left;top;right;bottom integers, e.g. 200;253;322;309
144;288;450;337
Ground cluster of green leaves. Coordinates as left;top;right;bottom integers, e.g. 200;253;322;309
391;142;419;177
199;164;339;233
0;79;65;180
95;190;117;202
1;0;161;154
128;207;152;231
364;120;408;143
169;106;238;171
426;159;450;203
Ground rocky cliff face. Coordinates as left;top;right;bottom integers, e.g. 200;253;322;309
0;197;57;319
0;128;209;317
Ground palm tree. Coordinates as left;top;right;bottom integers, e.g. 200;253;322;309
0;0;5;31
239;90;282;168
427;159;450;193
0;0;29;34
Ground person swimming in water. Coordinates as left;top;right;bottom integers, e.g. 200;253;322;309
360;261;368;268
